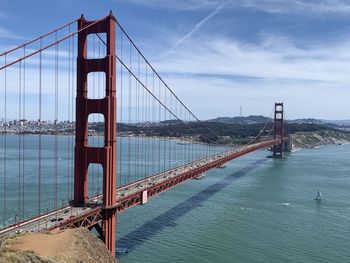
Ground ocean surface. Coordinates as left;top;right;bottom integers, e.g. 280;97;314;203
118;144;350;263
1;135;350;262
0;134;224;225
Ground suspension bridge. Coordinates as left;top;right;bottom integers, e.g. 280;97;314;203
0;12;290;257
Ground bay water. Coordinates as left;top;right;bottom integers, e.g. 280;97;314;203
118;144;350;263
1;135;350;262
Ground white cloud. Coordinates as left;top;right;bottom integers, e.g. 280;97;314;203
169;1;225;52
145;33;350;119
0;27;16;39
158;35;350;84
0;27;25;40
119;0;350;15
241;0;350;15
2;0;350;120
117;0;221;10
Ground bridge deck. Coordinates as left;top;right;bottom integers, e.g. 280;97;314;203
0;139;281;237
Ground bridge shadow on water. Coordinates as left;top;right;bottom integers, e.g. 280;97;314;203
117;158;267;256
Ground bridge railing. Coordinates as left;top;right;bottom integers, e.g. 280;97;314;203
0;14;231;230
0;19;79;228
0;13;280;231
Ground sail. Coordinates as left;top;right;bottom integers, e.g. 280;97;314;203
315;189;322;200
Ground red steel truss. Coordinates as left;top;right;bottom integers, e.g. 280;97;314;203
57;139;281;233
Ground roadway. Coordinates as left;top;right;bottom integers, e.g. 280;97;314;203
0;138;280;237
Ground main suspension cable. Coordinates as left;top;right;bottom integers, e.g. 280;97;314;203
0;16;107;71
0;18;79;57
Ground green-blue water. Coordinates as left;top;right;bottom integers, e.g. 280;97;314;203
0;135;224;226
1;135;350;262
118;144;350;263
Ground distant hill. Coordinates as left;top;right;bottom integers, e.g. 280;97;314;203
320;120;350;126
289;119;350;127
207;115;271;124
207;116;350;127
288;118;324;125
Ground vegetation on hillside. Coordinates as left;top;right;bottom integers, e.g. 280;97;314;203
292;130;350;148
91;120;350;147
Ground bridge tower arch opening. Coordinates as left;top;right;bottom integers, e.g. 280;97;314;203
273;102;285;158
73;12;117;255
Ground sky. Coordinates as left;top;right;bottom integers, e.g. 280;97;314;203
1;0;350;120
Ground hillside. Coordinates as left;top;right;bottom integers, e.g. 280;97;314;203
0;228;117;263
206;115;350;127
110;121;343;141
288;118;324;125
207;115;271;124
90;116;350;148
292;130;350;149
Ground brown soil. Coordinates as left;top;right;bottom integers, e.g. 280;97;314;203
0;228;117;263
8;229;75;258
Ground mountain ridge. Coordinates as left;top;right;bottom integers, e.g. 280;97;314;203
206;115;350;126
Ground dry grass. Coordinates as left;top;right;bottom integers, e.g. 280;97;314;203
8;229;74;258
0;228;117;263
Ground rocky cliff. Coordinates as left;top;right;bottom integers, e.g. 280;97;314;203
292;130;350;149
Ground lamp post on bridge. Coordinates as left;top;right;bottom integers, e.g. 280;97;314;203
14;214;18;226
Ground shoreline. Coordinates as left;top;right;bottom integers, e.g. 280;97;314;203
2;130;350;150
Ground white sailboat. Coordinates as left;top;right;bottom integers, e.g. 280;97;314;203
314;189;322;201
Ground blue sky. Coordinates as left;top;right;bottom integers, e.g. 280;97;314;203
1;0;350;120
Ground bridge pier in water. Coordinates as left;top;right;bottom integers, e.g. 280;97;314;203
74;13;117;255
0;12;295;260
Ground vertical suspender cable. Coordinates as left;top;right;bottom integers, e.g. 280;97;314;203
169;94;172;167
128;41;131;185
175;97;178;165
136;53;140;182
3;54;7;226
143;63;148;178
142;58;145;178
191;112;194;161
67;25;71;200
71;33;75;198
190;112;193;162
146;64;149;177
97;32;101;194
180;101;183;165
54;32;58;213
119;32;123;186
18;60;22;220
134;49;137;182
92;35;96;195
38;37;42;218
166;96;168;165
152;71;155;175
187;111;190;162
22;46;26;219
158;78;161;173
142;64;145;178
176;98;178;165
163;84;166;171
138;57;141;178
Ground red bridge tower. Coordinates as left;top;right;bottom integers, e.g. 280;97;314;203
273;102;285;158
74;13;117;255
